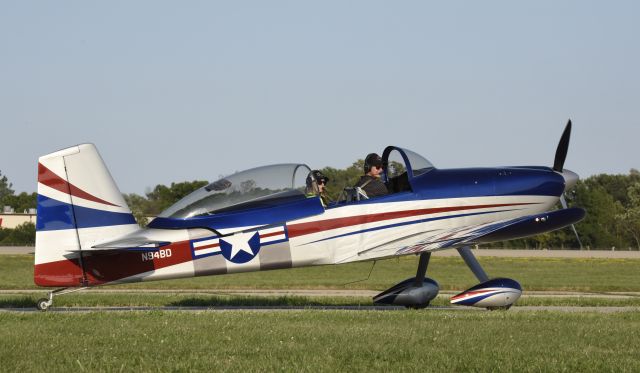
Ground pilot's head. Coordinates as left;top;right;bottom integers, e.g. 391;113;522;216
306;170;329;194
364;153;384;175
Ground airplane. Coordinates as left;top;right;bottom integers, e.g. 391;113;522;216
33;120;585;311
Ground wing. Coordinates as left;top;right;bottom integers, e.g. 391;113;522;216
353;207;585;261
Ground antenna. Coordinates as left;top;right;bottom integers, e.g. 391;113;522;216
342;261;377;286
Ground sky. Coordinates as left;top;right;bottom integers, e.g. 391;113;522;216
1;1;639;195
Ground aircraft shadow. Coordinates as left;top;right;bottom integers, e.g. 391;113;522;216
0;296;36;308
167;295;372;308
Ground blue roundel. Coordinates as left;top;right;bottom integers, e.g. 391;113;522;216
219;232;261;264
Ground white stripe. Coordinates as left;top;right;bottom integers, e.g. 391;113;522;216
37;183;132;214
259;226;285;235
193;238;219;248
261;233;286;243
37;183;72;205
193;247;221;256
217;225;261;236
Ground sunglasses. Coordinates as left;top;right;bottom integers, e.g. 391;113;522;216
318;180;327;185
373;165;383;170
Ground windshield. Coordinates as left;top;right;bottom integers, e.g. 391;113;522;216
159;164;312;219
400;148;434;177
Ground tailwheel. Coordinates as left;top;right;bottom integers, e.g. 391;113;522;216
36;298;51;312
34;287;88;311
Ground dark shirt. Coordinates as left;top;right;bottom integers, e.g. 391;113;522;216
355;175;388;198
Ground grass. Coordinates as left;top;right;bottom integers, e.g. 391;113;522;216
2;255;639;372
1;310;639;372
2;293;640;309
3;254;640;292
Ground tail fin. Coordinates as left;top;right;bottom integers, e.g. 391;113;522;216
35;144;139;286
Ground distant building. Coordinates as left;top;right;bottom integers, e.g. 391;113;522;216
0;210;36;229
0;208;153;229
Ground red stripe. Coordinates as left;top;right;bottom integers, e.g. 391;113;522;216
38;163;119;207
451;289;494;301
34;241;193;287
287;203;537;238
34;257;84;287
260;231;284;239
194;243;220;251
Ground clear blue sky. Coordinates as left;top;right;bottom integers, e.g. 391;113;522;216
1;1;638;194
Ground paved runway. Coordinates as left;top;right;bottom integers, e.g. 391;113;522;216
0;246;34;254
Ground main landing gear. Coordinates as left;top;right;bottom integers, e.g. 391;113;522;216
36;287;87;311
451;246;522;310
373;252;440;308
375;246;523;310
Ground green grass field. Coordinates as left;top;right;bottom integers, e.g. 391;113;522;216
2;254;639;371
1;311;639;372
2;254;640;292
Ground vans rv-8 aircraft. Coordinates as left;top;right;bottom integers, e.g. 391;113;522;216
34;121;585;311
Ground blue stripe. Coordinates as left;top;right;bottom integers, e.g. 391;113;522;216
302;209;520;245
36;195;136;231
454;290;510;306
36;195;76;231
149;196;324;231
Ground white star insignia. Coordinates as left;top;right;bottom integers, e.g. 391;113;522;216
224;234;257;260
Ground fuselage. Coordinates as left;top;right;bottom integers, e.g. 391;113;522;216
34;165;565;287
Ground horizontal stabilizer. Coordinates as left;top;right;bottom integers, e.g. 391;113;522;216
66;247;162;254
65;237;171;253
92;237;171;249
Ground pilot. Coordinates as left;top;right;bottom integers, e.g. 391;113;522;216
355;153;388;198
306;170;330;207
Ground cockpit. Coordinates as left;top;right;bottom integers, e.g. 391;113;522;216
159;164;312;219
339;146;435;202
382;146;435;194
151;147;434;230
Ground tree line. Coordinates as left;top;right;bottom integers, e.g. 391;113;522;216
1;166;639;249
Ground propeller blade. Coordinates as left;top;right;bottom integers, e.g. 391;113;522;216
553;119;572;172
560;194;584;250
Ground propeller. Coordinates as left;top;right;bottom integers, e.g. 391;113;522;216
553;119;583;249
553;119;572;172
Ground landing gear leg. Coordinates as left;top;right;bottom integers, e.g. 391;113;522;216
456;246;489;282
36;287;88;311
406;252;432;309
414;252;431;287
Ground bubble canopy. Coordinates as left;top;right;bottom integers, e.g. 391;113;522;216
159;164;312;219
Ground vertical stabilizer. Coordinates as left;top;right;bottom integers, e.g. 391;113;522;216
35;144;139;286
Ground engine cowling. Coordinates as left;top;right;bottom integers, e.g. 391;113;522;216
373;277;439;308
450;278;522;309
